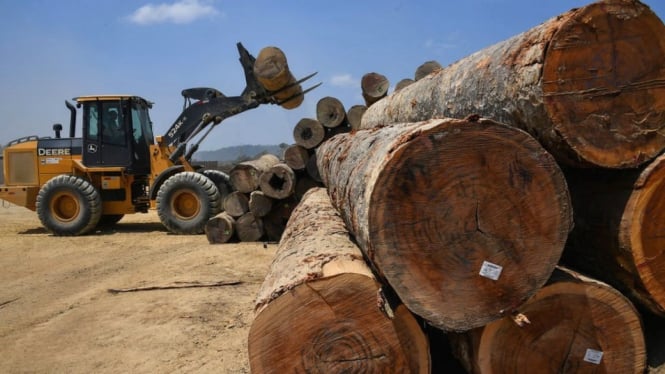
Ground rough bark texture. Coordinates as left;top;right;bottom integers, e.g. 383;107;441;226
248;190;273;218
561;152;665;316
204;211;235;244
362;1;665;169
249;188;430;373
222;191;249;218
449;266;646;373
283;144;309;170
258;162;296;200
361;72;390;106
229;154;280;193
347;104;368;130
236;212;264;242
292;118;326;149
316;96;347;128
317;117;572;331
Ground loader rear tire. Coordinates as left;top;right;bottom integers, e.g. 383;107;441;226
200;169;233;199
36;175;102;236
156;171;221;234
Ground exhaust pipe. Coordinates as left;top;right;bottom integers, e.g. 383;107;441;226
65;100;76;138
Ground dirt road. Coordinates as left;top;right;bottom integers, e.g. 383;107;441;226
0;203;275;373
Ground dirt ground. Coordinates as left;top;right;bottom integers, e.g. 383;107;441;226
0;203;275;373
1;202;665;373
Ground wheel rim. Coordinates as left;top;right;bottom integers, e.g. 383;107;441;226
171;189;201;220
50;191;80;222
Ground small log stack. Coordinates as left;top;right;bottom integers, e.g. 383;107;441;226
316;117;572;331
248;188;430;373
361;0;665;169
449;266;646;373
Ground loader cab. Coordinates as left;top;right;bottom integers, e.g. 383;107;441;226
76;95;154;174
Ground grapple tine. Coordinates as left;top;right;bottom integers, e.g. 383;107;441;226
275;82;322;106
269;72;318;95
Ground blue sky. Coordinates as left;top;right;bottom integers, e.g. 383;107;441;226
1;0;664;150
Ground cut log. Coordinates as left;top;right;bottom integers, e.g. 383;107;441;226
258;162;296;200
449;266;646;373
362;1;665;169
292;118;326;150
394;78;415;92
253;46;303;109
316;117;572;331
282;144;309;170
249;188;430;373
305;151;321;183
222;191;249;218
316;96;346;128
294;174;322;201
561;152;665;316
347;104;367;130
414;60;442;81
361;72;390;106
204;211;235;244
229;153;280;193
248;190;273;218
262;196;298;242
236;212;264;242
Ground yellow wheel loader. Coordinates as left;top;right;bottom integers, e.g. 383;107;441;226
0;43;319;236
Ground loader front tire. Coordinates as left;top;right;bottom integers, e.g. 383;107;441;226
200;169;233;199
36;175;102;236
156;171;221;234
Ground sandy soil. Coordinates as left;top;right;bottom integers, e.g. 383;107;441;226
0;203;275;373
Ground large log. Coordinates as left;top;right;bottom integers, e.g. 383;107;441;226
253;46;303;109
222;191;249;218
236;212;264;242
248;190;273;218
414;60;442;81
249;188;430;373
258;162;296;200
362;1;665;169
361;72;390;106
229;153;280;193
204;211;235;244
449;267;646;373
292;118;326;149
262;196;298;242
347;104;368;130
561;151;665;316
316;96;346;128
316;117;572;331
282;144;309;170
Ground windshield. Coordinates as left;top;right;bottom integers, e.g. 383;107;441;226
131;100;154;146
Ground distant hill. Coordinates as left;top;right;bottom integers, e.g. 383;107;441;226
193;144;287;163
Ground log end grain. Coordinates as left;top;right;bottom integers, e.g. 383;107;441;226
293;118;326;149
542;1;665;168
361;72;390;106
316;96;347;128
204;212;235;244
461;268;646;373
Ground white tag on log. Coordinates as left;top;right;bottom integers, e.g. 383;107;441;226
583;349;603;364
479;261;503;281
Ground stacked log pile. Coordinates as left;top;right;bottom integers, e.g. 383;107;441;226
246;0;665;371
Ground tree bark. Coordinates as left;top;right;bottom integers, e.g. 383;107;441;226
253;46;303;109
282;144;309;170
561;151;665;316
449;266;646;373
204;211;235;244
361;72;390;106
236;212;264;242
249;188;430;373
248;190;273;218
316;96;347;128
222;191;249;218
229;153;280;193
258;162;296;200
316;117;572;331
347;104;368;130
362;1;665;169
292;118;326;149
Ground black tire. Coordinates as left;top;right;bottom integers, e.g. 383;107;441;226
200;169;234;199
97;214;124;227
36;175;102;236
156;171;221;234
